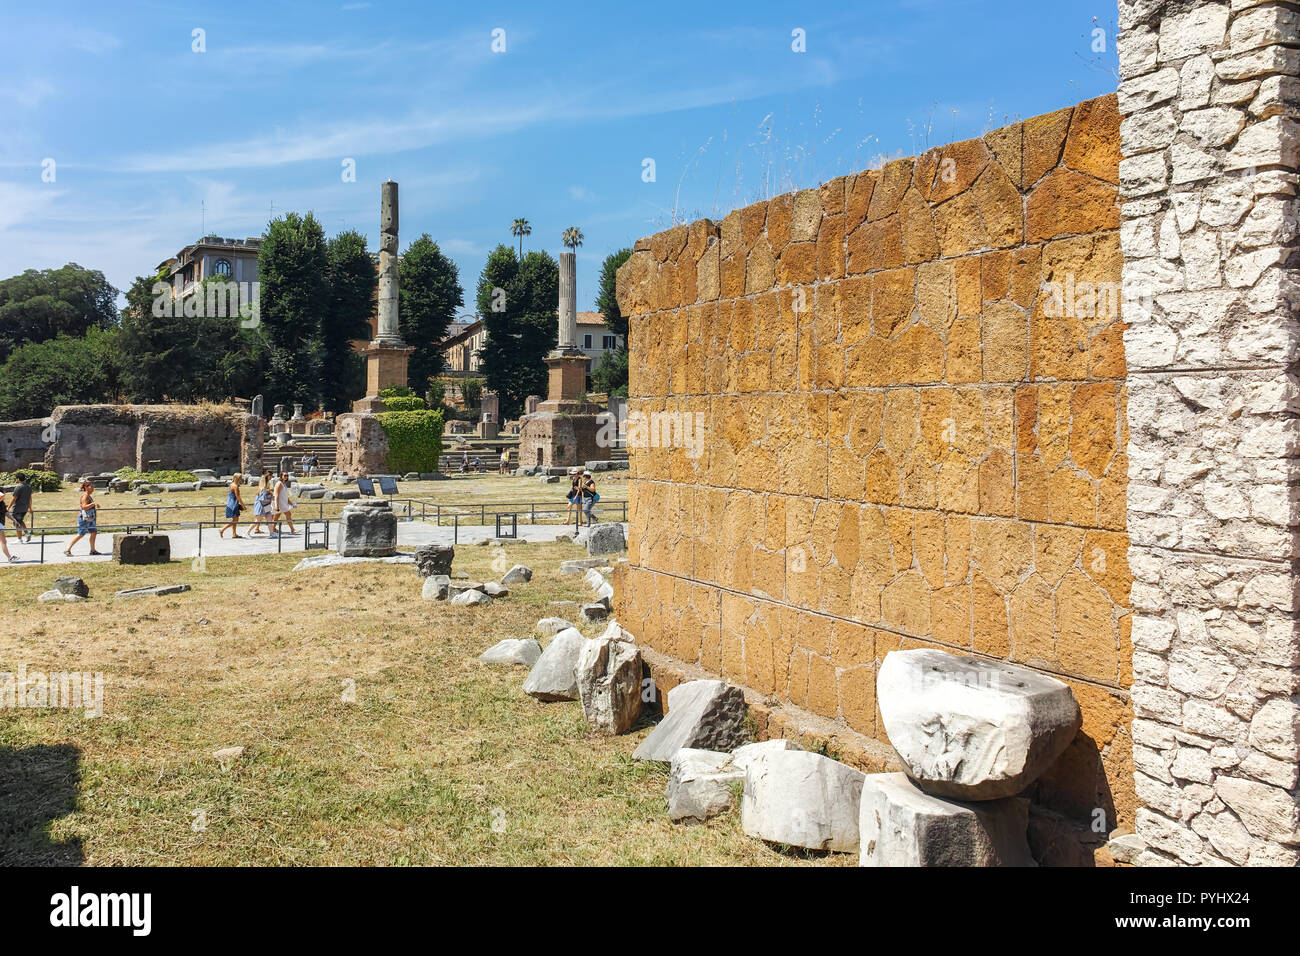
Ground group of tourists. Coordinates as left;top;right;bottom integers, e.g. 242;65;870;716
0;473;36;562
566;468;600;526
218;470;297;539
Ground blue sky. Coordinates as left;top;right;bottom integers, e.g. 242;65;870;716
0;0;1119;312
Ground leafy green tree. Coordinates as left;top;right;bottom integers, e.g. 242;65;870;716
475;246;558;419
321;230;376;412
591;248;632;394
257;212;329;409
116;271;266;403
596;247;632;341
0;329;120;419
0;263;119;361
590;348;628;397
399;235;463;392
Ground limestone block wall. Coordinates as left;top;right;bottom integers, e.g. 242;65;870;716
615;94;1135;834
1117;0;1299;866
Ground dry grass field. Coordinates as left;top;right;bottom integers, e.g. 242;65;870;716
0;532;841;866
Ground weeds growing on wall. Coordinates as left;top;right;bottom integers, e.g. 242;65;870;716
378;408;445;474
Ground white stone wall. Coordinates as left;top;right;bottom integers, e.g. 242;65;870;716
1118;0;1299;865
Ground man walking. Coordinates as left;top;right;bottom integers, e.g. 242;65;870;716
9;473;33;543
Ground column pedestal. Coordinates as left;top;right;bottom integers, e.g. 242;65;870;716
353;342;414;413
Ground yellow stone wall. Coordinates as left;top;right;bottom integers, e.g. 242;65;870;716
614;94;1134;831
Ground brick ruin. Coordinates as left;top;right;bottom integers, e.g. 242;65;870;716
0;404;263;475
614;0;1299;868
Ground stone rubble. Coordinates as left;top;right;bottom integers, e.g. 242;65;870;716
575;630;643;734
522;627;587;701
480;638;543;667
740;748;867;853
633;679;750;762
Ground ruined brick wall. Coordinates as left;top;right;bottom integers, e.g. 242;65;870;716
334;413;389;476
614;93;1135;835
0;420;51;471
42;405;255;474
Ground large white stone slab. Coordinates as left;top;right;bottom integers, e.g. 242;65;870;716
632;679;749;762
740;749;866;853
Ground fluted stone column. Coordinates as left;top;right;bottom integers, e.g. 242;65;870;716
1118;0;1300;866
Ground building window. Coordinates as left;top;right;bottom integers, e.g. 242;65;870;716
583;333;593;349
602;335;616;349
213;258;233;277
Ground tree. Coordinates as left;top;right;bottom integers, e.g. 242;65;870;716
595;247;632;341
257;212;329;410
590;347;628;398
0;263;119;362
592;247;632;394
0;329;120;420
320;230;376;412
561;226;584;255
398;234;463;393
510;218;531;259
116;270;267;403
475;245;558;418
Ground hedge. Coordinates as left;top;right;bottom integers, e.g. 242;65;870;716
0;469;61;491
378;408;445;474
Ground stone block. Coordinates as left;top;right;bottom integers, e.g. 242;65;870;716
633;679;749;762
113;534;171;565
858;772;1034;866
576;632;643;734
668;749;745;824
741;749;867;853
523;627;587;701
877;648;1082;800
481;638;543;667
336;500;397;557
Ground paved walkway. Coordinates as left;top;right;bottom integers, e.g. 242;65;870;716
0;519;592;567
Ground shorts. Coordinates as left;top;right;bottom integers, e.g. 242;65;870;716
225;504;242;519
77;514;96;535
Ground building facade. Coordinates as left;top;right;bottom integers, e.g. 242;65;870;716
437;312;623;381
157;236;261;299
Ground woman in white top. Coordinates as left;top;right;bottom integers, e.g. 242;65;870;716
272;471;296;536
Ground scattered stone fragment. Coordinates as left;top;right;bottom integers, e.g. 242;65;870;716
38;589;83;603
53;576;89;598
583;567;607;592
560;557;607;574
212;746;245;768
421;575;450;601
1106;832;1146;864
450;588;493;607
858;772;1034;867
114;584;192;599
576;631;643;734
293;553;414;571
633;679;750;762
480;638;543;667
668;748;745;824
448;580;485;597
501;564;533;586
413;543;454;578
522;627;587;701
877;649;1082;800
741;749;866;853
585;522;627;556
481;582;509;598
580;602;609;623
535;617;573;637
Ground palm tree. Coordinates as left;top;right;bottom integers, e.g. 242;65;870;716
511;218;531;259
561;226;584;255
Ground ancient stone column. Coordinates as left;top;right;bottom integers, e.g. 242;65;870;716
1118;0;1300;867
558;250;578;352
376;181;402;345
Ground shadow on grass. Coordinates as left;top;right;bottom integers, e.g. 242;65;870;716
0;743;84;865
